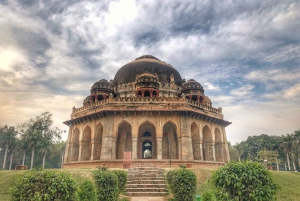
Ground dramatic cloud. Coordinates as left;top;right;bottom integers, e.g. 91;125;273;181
0;0;299;143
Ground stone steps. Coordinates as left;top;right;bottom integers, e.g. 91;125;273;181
126;163;167;197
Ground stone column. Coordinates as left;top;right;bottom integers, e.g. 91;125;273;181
157;137;162;159
69;144;73;162
181;136;193;161
111;137;117;159
101;136;113;159
200;140;204;161
132;137;137;160
78;142;82;161
222;127;230;162
91;140;95;160
212;142;216;162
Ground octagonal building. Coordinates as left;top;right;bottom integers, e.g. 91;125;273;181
63;55;231;168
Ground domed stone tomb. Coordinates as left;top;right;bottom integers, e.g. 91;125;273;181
63;55;231;168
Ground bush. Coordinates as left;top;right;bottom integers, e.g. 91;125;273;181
201;191;216;201
93;169;119;201
78;180;97;201
210;161;278;201
10;169;77;201
166;168;197;201
111;170;128;194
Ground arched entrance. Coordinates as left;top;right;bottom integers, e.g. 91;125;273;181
93;123;103;160
71;128;80;161
191;122;201;160
203;125;213;161
81;126;92;161
162;121;178;159
137;122;157;159
116;121;132;159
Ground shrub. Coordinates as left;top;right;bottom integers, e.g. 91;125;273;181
201;191;216;201
210;161;278;201
166;168;197;201
78;180;97;201
93;169;119;201
10;169;77;201
111;170;128;194
166;169;177;193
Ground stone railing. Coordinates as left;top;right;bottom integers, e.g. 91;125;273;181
72;97;222;117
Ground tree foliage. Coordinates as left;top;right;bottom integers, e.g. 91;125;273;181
93;168;119;201
166;168;197;201
78;180;97;201
210;161;278;201
10;169;77;201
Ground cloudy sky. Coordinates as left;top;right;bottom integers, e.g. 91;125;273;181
0;0;299;144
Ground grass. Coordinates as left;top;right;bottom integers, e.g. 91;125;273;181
1;168;300;201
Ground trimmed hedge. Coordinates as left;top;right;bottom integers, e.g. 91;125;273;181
111;170;127;194
78;180;97;201
10;170;77;201
210;161;278;201
166;168;197;201
93;169;119;201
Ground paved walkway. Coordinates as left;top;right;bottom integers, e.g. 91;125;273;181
131;197;164;201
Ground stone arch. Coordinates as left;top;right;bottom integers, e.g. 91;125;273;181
137;121;157;159
71;128;80;161
116;121;132;159
93;123;103;160
215;127;223;162
81;125;92;161
162;121;178;159
191;122;201;160
202;125;213;161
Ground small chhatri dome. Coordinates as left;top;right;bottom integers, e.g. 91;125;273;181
91;79;114;94
182;79;204;93
114;55;182;86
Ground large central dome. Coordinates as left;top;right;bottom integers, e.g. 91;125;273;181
113;55;183;86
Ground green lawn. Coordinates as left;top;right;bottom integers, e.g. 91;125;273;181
1;168;300;201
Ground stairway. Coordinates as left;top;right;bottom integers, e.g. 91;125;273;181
126;163;167;197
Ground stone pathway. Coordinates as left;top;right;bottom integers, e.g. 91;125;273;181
131;197;164;201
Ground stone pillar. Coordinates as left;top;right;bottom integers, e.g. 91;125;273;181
78;142;82;161
64;128;71;163
200;140;204;161
132;137;137;160
222;127;230;162
157;137;162;159
212;142;216;162
101;136;113;159
179;116;194;161
111;137;116;159
181;136;193;160
91;140;95;160
69;144;73;162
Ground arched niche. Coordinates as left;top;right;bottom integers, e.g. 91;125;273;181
81;126;92;161
202;125;213;161
116;121;132;159
215;128;223;161
191;122;201;160
137;121;157;159
71;128;80;161
93;123;103;160
162;121;178;159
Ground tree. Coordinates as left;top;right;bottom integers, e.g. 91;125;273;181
280;134;294;171
18;112;62;169
0;125;17;170
210;161;278;201
255;150;279;170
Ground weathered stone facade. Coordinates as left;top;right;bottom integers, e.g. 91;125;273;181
63;55;231;168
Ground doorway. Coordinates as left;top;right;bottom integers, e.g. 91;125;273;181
142;140;152;159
